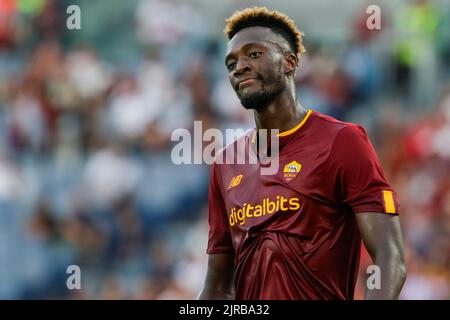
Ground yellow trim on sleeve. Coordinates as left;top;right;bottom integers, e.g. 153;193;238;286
383;190;396;214
277;109;312;137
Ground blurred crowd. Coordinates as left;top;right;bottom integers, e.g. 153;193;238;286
0;0;449;299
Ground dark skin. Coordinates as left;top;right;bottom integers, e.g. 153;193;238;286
224;27;305;131
199;26;406;300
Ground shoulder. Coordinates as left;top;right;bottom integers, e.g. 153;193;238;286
314;111;365;134
308;110;368;147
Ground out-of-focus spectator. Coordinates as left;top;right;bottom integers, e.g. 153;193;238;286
393;0;440;106
0;0;18;49
66;47;112;101
81;146;143;209
136;0;204;47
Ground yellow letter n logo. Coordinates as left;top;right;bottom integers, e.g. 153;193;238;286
228;174;243;190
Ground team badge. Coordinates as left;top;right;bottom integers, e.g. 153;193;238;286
283;161;302;182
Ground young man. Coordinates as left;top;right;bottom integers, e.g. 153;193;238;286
199;7;406;300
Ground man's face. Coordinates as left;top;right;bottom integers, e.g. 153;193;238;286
225;26;287;111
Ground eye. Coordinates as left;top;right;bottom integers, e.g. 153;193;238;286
249;52;262;58
227;62;236;71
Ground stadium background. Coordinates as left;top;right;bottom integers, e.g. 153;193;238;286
0;0;449;299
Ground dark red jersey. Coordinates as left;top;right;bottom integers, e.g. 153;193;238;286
207;109;400;300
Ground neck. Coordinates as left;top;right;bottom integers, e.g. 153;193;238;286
254;82;307;132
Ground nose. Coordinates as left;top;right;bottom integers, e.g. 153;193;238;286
234;57;251;75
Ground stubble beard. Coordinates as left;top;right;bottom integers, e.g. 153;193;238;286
237;75;284;112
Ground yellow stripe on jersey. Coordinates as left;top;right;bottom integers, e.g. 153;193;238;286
278;109;312;137
383;190;396;214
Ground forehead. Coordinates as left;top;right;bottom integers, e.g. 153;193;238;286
226;26;280;54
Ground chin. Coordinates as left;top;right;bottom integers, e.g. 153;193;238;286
239;96;269;111
238;89;272;111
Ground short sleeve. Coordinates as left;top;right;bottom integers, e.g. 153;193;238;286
329;125;400;215
206;162;234;254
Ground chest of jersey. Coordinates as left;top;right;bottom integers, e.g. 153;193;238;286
219;138;337;234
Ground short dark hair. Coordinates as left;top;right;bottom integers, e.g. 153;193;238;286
224;7;305;61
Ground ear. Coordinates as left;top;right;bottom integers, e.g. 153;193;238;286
284;53;297;75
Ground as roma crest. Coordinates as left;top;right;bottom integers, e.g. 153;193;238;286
283;160;302;182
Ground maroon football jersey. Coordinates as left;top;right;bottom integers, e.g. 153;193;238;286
207;109;400;300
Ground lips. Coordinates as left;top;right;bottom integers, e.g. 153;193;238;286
237;77;259;89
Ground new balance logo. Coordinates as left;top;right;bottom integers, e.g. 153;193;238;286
228;174;243;190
